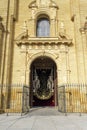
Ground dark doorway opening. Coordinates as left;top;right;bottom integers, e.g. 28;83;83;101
30;56;57;107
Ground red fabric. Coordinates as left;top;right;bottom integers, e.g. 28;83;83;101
33;96;55;106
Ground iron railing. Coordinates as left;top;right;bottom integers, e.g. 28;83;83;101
0;83;87;114
58;84;87;113
0;84;29;115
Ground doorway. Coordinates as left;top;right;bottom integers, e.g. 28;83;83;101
30;56;58;107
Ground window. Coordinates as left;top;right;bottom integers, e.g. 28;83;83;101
36;18;50;37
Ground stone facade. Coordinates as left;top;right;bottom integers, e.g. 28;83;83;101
0;0;87;111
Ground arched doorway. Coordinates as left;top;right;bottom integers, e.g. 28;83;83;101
30;56;58;107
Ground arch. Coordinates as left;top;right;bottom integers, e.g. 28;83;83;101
29;54;58;107
29;51;58;70
34;10;51;20
36;13;50;37
28;51;59;89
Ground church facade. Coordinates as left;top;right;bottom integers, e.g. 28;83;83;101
0;0;87;112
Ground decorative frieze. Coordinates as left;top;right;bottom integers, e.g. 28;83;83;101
16;37;72;46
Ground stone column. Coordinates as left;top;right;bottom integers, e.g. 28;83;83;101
14;0;18;20
56;8;58;37
72;0;85;83
0;29;3;76
0;17;4;110
30;19;35;37
59;45;68;84
0;28;3;107
80;18;87;83
24;50;31;86
50;19;56;37
6;15;14;85
0;17;4;82
80;28;87;83
66;47;71;84
6;15;15;108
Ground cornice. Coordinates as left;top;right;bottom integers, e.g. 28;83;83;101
15;37;72;46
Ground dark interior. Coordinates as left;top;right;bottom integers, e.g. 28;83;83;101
30;56;57;107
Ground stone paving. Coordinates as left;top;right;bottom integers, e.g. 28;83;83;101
0;107;87;130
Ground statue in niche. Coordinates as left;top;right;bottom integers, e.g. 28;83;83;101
33;75;40;92
47;76;54;90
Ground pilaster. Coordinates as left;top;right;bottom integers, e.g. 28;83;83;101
80;19;87;83
59;45;68;84
50;19;56;37
72;0;85;83
0;16;4;110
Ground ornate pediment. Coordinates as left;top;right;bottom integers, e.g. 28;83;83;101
15;33;72;46
29;0;37;8
16;1;72;47
29;0;58;9
49;0;59;9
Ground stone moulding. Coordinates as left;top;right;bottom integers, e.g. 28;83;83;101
15;37;72;46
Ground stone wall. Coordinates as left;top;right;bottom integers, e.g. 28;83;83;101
0;0;87;111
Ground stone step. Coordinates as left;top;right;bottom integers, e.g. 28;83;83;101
28;107;64;116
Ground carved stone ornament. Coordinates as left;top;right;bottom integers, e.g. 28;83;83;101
80;17;87;33
0;16;4;31
15;0;72;47
15;35;72;46
84;17;87;30
28;0;59;9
